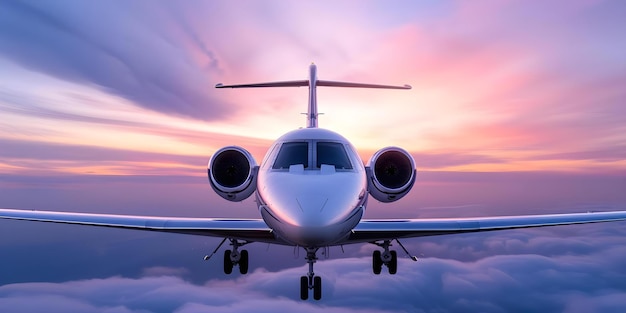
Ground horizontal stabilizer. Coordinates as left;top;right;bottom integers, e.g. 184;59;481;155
215;64;412;128
215;80;411;90
215;80;308;88
317;80;411;89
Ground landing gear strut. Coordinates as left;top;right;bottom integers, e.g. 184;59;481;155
204;238;250;275
300;248;322;300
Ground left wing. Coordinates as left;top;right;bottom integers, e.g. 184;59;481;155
0;208;283;244
345;210;626;244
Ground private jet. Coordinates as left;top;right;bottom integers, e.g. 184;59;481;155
2;64;626;300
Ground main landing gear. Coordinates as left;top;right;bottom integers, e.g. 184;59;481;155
300;248;322;300
371;239;418;275
204;238;250;275
204;239;416;301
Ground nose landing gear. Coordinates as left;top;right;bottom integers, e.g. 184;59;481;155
300;248;322;300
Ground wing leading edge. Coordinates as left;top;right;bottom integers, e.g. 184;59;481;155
0;208;281;244
346;210;626;244
2;208;625;246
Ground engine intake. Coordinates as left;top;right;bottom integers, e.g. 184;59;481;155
208;146;258;202
367;147;416;203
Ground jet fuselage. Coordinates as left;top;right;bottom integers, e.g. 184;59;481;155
256;128;367;247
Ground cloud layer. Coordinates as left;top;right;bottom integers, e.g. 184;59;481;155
2;222;625;313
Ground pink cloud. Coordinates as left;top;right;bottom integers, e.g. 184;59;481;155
1;0;625;176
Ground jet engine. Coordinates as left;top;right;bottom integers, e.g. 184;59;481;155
366;147;416;203
208;146;258;202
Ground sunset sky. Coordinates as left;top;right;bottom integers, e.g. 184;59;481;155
1;1;626;312
1;0;624;176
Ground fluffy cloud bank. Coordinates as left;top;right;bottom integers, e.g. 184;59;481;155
2;222;625;313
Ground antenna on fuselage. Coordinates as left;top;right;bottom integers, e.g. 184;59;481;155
215;63;412;128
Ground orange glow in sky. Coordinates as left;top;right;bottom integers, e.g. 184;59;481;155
0;1;624;177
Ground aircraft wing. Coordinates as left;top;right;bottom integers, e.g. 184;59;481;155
0;208;282;244
346;211;626;244
3;209;625;246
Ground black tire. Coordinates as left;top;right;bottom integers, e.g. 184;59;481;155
300;276;309;300
313;276;322;300
223;250;233;274
239;250;249;274
372;250;382;275
388;250;398;275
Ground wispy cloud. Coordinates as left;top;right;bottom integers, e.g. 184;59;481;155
0;0;229;120
1;0;625;173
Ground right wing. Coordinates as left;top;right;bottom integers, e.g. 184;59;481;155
345;210;626;244
0;208;283;244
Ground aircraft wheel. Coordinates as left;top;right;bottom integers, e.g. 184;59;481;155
223;250;233;274
300;276;309;300
388;250;398;275
313;276;322;300
372;250;382;275
239;250;249;274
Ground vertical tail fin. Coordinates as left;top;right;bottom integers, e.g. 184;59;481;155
215;64;411;128
307;63;318;128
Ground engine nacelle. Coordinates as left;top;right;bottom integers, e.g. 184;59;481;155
366;147;416;203
208;146;258;202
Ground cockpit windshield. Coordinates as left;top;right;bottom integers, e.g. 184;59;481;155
316;142;353;170
272;142;308;169
271;141;353;170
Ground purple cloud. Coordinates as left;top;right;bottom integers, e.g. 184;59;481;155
1;232;625;313
0;0;230;120
411;152;506;168
0;138;204;165
142;266;190;278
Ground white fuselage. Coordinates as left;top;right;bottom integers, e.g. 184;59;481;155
256;128;368;247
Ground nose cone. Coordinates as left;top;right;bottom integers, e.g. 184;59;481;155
295;191;330;223
264;181;339;228
258;171;366;246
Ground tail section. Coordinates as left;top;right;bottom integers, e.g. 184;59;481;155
216;64;411;128
307;63;318;128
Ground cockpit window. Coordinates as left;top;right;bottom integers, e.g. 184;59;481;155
316;142;353;169
272;142;309;169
